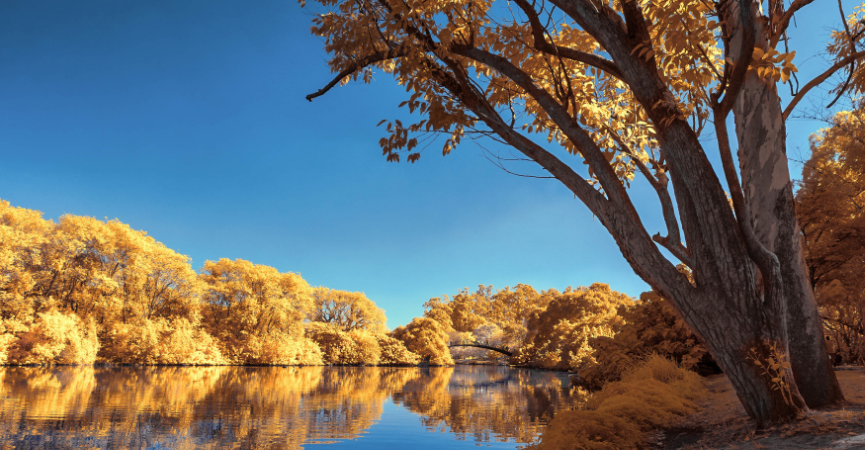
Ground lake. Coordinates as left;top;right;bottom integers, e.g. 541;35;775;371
0;365;585;449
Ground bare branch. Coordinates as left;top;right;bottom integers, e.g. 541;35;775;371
783;50;865;120
478;143;557;179
770;0;817;48
604;126;694;267
826;0;859;109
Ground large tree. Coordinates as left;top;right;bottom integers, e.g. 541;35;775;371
304;0;865;425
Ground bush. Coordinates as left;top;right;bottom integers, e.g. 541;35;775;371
242;333;323;366
376;334;420;365
578;291;713;389
349;329;383;365
531;355;707;450
4;310;99;365
517;283;629;371
306;322;379;365
100;318;229;365
391;317;454;365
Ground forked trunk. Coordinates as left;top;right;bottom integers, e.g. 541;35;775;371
651;196;808;426
734;71;844;408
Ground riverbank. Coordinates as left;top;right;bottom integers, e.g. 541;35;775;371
658;368;865;449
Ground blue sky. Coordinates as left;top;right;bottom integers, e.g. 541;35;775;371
0;1;852;328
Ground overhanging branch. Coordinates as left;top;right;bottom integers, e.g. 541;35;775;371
306;47;408;102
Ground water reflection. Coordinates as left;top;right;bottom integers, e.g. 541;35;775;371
0;365;584;449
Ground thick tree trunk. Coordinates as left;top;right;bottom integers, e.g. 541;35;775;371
683;288;807;426
734;72;845;408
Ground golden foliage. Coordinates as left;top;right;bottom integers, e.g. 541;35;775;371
0;199;397;367
797;105;865;366
531;355;707;450
391;317;454;365
200;258;312;337
306;322;375;365
310;287;387;333
199;258;325;365
422;283;550;358
517;283;631;371
100;318;228;365
747;342;800;410
4;310;99;365
376;333;421;365
579;291;710;388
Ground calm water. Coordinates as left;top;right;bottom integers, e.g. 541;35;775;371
0;365;584;450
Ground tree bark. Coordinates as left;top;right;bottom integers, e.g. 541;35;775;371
734;71;845;408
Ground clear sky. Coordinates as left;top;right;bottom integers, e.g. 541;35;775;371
0;1;852;328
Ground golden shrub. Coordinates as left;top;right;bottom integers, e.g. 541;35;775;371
579;291;710;388
519;283;629;371
348;329;382;365
306;322;365;365
241;333;324;366
532;355;707;450
376;334;420;365
4;310;99;365
100;318;229;365
391;317;454;365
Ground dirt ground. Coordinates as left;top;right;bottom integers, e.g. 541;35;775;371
657;367;865;450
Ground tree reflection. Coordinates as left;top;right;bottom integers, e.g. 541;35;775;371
0;366;583;449
394;366;585;444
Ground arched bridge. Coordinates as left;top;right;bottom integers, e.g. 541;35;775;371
448;341;513;356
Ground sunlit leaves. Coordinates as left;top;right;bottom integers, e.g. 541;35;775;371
751;47;798;83
301;0;729;188
391;317;454;365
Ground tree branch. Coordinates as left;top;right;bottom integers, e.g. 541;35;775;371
604;127;694;267
511;0;624;80
770;0;817;48
783;50;865;120
451;44;636;209
306;47;408;102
